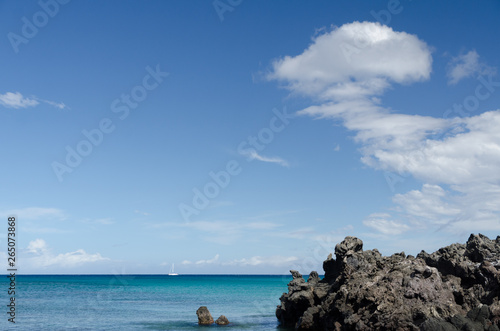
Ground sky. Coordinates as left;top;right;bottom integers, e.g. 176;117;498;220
1;0;500;274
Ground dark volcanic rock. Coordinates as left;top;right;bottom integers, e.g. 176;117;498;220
307;271;320;284
215;315;230;325
276;234;500;330
334;236;363;259
196;306;214;325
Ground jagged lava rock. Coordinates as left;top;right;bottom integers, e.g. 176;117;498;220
276;234;500;330
196;306;214;325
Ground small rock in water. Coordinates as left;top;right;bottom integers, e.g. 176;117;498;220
196;306;214;325
215;315;230;325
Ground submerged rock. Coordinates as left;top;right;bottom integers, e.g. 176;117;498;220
215;315;230;325
196;306;214;325
276;234;500;330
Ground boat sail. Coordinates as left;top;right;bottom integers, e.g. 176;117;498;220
168;263;178;276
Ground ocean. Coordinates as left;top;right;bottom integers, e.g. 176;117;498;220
1;274;296;330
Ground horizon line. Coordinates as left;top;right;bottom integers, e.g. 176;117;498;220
3;273;323;276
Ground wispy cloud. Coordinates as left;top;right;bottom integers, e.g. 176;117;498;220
24;239;109;268
26;239;48;253
447;50;493;85
363;213;411;235
245;150;290;167
37;98;67;109
0;91;67;109
0;92;38;108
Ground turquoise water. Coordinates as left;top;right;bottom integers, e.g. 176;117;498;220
1;275;295;330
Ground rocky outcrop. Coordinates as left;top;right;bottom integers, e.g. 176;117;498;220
215;315;230;325
276;234;500;330
196;306;214;325
196;307;230;326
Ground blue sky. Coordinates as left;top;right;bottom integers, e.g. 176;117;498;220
1;0;500;274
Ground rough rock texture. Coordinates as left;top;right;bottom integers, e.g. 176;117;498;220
276;234;500;330
196;306;214;325
215;315;230;325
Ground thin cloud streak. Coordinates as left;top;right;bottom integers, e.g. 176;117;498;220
247;150;290;167
0;91;68;109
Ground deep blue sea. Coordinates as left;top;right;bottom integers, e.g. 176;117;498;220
1;275;296;330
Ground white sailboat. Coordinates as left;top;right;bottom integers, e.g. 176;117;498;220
168;263;178;276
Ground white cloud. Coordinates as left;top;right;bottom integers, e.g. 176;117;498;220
299;102;449;163
369;111;500;185
181;260;193;265
244;150;289;167
24;239;109;268
269;21;500;234
268;21;432;100
0;92;39;108
447;50;493;85
27;238;48;254
391;182;500;233
393;184;461;222
364;111;500;233
0;91;67;109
